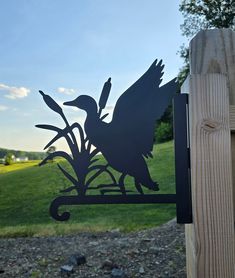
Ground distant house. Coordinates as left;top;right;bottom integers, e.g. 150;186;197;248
15;157;28;162
0;158;4;164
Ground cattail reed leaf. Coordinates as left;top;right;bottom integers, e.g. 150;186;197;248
89;158;99;165
98;78;111;110
60;186;77;193
39;151;74;167
39;90;63;115
43;127;70;150
35;124;61;132
57;163;78;185
100;113;109;120
43;133;62;150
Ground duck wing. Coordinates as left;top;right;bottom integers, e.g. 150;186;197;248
111;59;178;157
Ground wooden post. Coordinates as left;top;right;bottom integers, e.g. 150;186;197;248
184;29;235;278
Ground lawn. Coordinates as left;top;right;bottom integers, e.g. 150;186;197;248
0;160;40;174
0;141;176;237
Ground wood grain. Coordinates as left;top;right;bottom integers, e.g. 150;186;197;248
190;29;235;103
190;29;235;219
185;29;235;278
229;105;235;131
186;74;235;278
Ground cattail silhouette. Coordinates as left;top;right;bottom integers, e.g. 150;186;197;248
98;78;111;113
39;90;69;126
39;90;63;116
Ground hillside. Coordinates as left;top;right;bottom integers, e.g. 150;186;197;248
0;141;175;237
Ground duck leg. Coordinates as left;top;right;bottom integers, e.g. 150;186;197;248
134;179;144;195
96;174;134;195
118;173;127;195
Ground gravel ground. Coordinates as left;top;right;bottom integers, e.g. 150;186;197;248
0;219;186;278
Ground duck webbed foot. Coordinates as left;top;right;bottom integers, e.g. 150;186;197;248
134;180;144;195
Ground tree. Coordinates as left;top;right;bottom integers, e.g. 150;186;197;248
46;146;56;162
155;122;173;143
154;104;174;143
178;0;235;84
5;153;14;165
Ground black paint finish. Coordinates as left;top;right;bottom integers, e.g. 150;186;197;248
63;60;177;194
50;194;177;221
173;94;192;224
36;59;192;224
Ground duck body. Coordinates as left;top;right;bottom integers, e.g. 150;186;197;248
64;60;178;193
84;108;158;190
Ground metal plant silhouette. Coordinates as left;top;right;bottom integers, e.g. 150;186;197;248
36;59;179;221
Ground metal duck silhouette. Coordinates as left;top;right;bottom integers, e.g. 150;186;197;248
64;60;176;194
36;59;179;221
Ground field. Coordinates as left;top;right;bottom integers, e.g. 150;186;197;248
0;141;175;237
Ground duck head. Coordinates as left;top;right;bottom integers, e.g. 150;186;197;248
64;95;98;115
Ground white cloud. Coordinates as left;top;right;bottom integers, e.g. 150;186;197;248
0;105;8;111
0;83;30;99
57;87;76;95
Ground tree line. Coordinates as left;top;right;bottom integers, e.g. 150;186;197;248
0;148;46;161
156;0;235;143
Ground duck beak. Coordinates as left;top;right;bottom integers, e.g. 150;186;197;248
63;100;76;107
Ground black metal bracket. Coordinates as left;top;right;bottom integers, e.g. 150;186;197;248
173;94;192;224
48;93;193;224
50;195;177;221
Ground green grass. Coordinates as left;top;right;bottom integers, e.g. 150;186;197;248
0;141;175;237
0;160;40;174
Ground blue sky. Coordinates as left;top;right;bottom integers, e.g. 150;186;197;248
0;0;187;152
